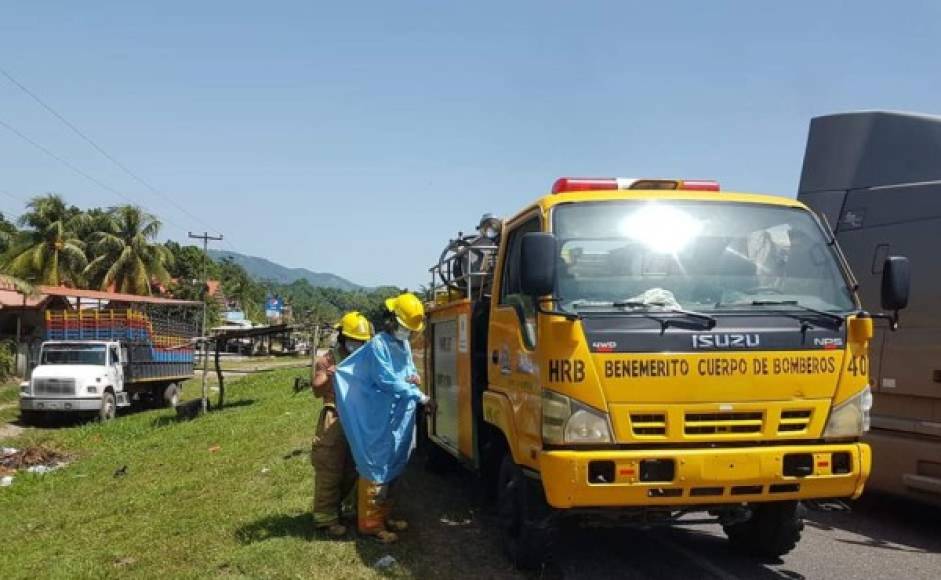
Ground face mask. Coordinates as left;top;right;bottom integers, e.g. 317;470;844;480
344;340;363;352
393;326;411;341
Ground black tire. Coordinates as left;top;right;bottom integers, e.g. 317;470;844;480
19;410;45;426
424;440;456;474
475;428;505;505
723;501;804;559
98;391;117;422
162;383;181;408
497;455;555;570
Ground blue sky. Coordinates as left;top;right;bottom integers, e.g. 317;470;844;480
1;1;938;288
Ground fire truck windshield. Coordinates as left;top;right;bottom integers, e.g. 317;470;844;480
552;200;856;314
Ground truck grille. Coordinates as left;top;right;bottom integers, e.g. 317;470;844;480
630;413;667;436
777;409;813;433
684;411;763;435
33;378;76;396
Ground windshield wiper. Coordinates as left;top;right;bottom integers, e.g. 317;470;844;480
608;300;717;332
746;300;845;330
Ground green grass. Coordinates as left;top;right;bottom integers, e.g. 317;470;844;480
0;367;516;580
0;380;22;425
0;380;20;405
0;367;519;580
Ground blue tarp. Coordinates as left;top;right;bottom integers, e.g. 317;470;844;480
334;332;423;484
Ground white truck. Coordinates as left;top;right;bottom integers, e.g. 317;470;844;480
20;308;198;422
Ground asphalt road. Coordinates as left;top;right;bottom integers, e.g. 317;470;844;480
399;460;941;580
550;494;941;580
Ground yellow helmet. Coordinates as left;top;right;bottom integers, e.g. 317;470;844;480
337;311;372;341
384;293;425;332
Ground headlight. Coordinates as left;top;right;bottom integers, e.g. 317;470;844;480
542;390;612;445
823;385;873;439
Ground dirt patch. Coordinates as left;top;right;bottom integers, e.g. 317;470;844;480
0;422;24;441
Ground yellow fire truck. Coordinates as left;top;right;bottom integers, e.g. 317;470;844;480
420;177;910;568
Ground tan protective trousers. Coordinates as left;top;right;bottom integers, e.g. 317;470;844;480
357;477;396;535
311;406;357;526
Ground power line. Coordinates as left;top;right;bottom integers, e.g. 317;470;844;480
0;116;191;234
0;188;27;204
0;67;226;239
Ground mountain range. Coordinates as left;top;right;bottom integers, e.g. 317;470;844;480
208;250;361;291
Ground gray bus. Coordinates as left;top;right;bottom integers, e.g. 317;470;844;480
798;110;941;505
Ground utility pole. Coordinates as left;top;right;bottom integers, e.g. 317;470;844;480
189;231;224;414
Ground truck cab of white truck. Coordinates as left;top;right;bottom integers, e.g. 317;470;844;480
20;341;129;421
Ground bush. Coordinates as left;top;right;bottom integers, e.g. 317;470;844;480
0;339;15;381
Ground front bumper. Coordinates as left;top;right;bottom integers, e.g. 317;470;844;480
20;397;102;412
540;443;871;509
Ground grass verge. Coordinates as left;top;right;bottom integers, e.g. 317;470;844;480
0;368;518;580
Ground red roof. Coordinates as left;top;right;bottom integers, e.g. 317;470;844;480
37;286;202;306
0;289;47;308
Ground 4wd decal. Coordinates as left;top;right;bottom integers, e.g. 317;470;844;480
591;341;617;353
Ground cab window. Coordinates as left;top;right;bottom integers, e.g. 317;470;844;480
109;347;120;366
500;215;541;348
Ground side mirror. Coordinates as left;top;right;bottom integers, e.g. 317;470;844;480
881;256;910;311
520;233;557;297
880;256;910;330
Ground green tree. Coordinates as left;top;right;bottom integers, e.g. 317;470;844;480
84;205;172;295
0;212;18;255
218;258;265;322
3;194;88;286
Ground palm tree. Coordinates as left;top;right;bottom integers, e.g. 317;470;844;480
0;212;18;255
3;194;88;286
85;205;173;295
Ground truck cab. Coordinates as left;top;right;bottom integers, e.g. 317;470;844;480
19;307;197;422
422;177;910;568
21;341;127;420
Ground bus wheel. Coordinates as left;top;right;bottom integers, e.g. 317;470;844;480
497;455;553;570
98;391;117;422
162;383;181;408
723;500;804;559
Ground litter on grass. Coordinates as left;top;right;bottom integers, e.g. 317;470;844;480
0;446;71;488
374;555;398;569
0;445;70;472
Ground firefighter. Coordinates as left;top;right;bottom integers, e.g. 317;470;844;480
333;292;431;543
310;311;372;537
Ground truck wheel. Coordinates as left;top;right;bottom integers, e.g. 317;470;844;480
98;391;117;422
162;383;181;408
497;455;554;570
19;410;45;426
723;501;804;559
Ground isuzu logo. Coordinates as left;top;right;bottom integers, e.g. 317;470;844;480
691;333;760;349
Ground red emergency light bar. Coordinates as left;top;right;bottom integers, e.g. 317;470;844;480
551;177;720;194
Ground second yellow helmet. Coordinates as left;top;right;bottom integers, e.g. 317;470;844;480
337;311;373;341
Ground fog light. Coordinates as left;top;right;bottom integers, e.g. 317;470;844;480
640;459;675;482
588;460;615;484
832;452;852;474
783;453;814;477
